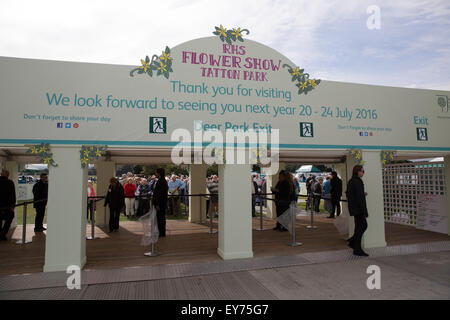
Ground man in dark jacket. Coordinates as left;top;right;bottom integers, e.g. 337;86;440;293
33;173;48;232
346;165;369;256
329;171;343;218
313;177;323;213
0;169;16;240
152;168;168;237
104;178;125;233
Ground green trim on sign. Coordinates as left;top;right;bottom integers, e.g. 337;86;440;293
0;139;449;151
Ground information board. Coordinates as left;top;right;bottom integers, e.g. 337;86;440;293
416;194;448;234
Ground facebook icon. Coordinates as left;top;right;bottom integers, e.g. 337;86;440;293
57;123;63;128
65;123;71;128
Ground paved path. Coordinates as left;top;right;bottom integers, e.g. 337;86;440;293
1;241;449;299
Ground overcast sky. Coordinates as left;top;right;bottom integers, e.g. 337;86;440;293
1;0;449;90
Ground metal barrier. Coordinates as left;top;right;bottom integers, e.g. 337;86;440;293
306;195;318;230
86;198;103;240
288;202;302;247
255;199;265;231
16;202;31;245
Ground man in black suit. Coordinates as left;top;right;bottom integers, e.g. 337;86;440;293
152;168;168;237
329;171;342;218
0;169;16;241
346;165;369;256
33;173;48;232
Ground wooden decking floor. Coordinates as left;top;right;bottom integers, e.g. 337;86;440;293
0;213;448;276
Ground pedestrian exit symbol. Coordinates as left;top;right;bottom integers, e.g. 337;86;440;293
149;117;166;134
300;122;314;137
416;127;428;141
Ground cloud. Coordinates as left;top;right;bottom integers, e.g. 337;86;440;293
0;0;448;90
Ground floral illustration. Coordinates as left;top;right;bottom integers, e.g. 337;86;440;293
130;46;173;79
80;145;107;168
26;143;58;167
213;25;249;44
283;63;321;95
250;145;268;165
349;149;364;166
381;151;395;165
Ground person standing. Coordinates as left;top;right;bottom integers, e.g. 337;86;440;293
330;171;343;218
123;178;136;217
168;175;183;216
153;168;168;237
104;177;125;233
346;165;369;257
0;169;16;241
136;178;151;217
33;173;48;232
251;176;258;217
207;175;219;217
87;180;96;221
271;170;293;232
313;177;323;213
323;176;332;215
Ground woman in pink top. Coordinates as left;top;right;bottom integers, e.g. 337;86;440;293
123;178;137;217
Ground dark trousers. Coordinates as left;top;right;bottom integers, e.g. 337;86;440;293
351;215;368;252
156;208;166;237
109;207;120;232
331;197;341;217
35;205;46;230
87;201;94;221
314;196;321;212
251;196;256;217
0;209;14;237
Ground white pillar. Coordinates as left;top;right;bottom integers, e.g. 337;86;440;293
361;150;386;248
263;162;285;219
44;146;87;272
444;155;450;236
189;164;207;223
96;161;115;227
5;160;18;230
217;164;253;259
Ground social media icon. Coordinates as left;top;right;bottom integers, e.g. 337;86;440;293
359;132;363;136
369;132;373;136
365;132;368;136
73;123;79;128
65;123;71;128
57;123;63;128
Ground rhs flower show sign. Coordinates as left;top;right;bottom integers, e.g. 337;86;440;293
0;26;449;152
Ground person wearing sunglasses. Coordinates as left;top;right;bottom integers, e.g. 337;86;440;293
346;165;369;256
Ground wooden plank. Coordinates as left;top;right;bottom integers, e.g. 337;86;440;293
0;217;448;276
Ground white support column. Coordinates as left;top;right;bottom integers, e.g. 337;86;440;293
96;161;115;227
189;164;207;223
44;146;87;272
217;164;253;259
444;155;450;236
263;162;285;219
5;160;18;230
361;150;386;248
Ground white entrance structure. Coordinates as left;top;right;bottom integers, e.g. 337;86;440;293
1;27;449;272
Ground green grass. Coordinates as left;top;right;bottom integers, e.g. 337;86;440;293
13;201;45;225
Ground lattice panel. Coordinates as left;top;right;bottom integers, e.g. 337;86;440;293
382;162;446;226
